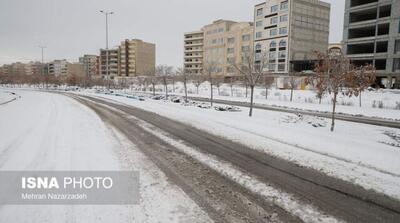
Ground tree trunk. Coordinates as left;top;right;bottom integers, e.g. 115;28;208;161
217;86;220;96
331;93;338;132
265;87;268;100
245;84;248;98
290;87;294;102
184;76;188;102
210;81;213;107
359;92;362;107
152;83;155;96
172;80;175;93
231;84;233;97
249;85;255;117
196;85;199;95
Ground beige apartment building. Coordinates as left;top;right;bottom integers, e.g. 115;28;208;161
99;49;119;79
118;39;156;78
79;55;98;78
184;31;204;75
254;0;330;75
184;20;254;77
99;39;155;80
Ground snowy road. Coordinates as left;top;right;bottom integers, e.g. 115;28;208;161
0;90;212;223
68;93;400;223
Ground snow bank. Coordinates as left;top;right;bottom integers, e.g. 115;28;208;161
86;92;400;201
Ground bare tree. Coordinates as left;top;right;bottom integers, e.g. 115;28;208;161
203;60;219;106
214;76;224;96
192;74;203;95
263;75;274;100
349;64;376;107
156;64;174;98
288;75;299;102
176;67;189;102
231;48;268;117
312;52;374;132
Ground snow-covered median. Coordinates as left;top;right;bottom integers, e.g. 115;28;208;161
0;90;212;223
84;92;400;201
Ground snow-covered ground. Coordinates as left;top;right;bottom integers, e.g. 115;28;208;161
0;89;211;223
0;90;18;105
83;91;400;201
129;82;400;120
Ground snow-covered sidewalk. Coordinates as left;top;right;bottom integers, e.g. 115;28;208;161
129;82;400;120
84;91;400;201
0;89;211;223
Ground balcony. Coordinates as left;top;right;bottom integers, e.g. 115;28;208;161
350;0;378;9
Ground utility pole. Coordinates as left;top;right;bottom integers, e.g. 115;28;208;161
38;46;47;88
100;10;114;90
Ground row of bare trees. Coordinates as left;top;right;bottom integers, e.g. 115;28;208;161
1;49;376;132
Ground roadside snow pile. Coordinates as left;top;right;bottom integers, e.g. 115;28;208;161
380;131;400;148
0;90;19;105
214;105;241;112
281;114;327;128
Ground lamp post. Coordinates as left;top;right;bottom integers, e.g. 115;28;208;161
99;10;114;89
38;46;47;88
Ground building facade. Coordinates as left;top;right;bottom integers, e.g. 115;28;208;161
254;0;330;75
48;60;68;76
184;30;204;75
99;49;119;79
118;39;156;78
343;0;400;88
184;20;254;77
79;55;98;78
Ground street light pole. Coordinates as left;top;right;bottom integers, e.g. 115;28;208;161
39;46;46;75
39;46;47;88
100;10;114;89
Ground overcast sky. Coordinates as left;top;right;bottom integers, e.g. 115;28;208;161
0;0;345;67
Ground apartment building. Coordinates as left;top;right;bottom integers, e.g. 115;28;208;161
67;63;86;78
184;31;204;74
343;0;400;88
24;61;43;75
118;39;156;78
184;20;254;77
99;49;119;79
48;60;68;76
79;55;98;78
254;0;330;75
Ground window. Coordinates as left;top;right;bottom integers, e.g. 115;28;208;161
279;51;286;59
278;64;286;71
395;40;400;54
227;48;234;54
256;32;263;38
271;5;278;13
242;46;250;52
279;27;288;35
256;8;263;16
228;37;235;44
270;41;277;48
268;64;276;71
271;17;278;24
279;40;287;48
227;57;235;64
280;15;288;22
255;44;262;50
242;34;251;41
256;20;263;27
281;1;288;10
269;52;276;59
270;28;277;36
